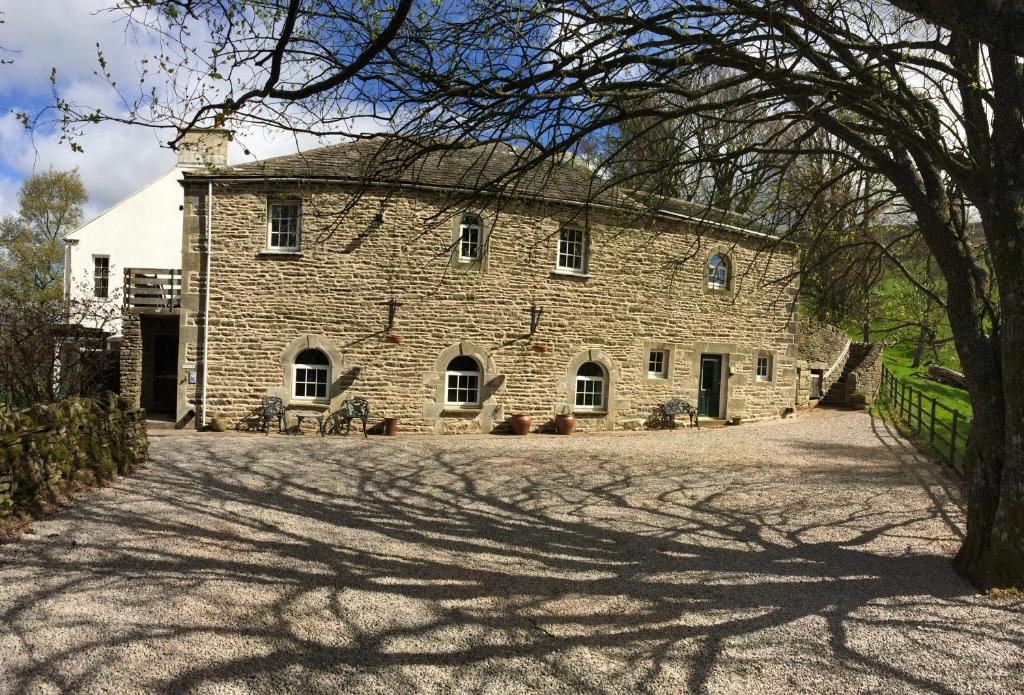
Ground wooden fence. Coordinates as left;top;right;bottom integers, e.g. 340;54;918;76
878;364;970;476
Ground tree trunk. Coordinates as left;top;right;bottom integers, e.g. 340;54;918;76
911;324;930;368
913;257;935;369
954;48;1024;590
953;351;1015;588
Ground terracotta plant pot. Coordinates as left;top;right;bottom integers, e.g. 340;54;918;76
509;413;532;435
554;413;576;435
210;417;229;432
383;417;399;436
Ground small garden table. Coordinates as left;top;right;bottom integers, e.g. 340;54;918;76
290;410;326;436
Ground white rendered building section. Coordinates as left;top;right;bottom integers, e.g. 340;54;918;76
64;168;185;336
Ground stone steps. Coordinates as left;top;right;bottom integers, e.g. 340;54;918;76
820;344;869;407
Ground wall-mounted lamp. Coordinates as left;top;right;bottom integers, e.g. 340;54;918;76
381;297;402;333
528;304;544;336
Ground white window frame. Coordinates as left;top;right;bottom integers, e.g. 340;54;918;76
445;365;482;407
293;353;330;403
647;350;667;379
756;355;772;381
93;255;110;299
556;227;587;274
268;201;302;251
574;364;606;412
458;214;483;261
707;254;728;290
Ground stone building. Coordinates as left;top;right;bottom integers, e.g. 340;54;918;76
121;136;801;433
62;130;231;405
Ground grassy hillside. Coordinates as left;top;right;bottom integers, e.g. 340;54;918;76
818;271;974;433
883;352;972;418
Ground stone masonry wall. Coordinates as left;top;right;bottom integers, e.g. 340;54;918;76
847;343;884;407
120;312;142;408
796;316;849;364
795;316;850;407
0;394;148;517
192;182;801;433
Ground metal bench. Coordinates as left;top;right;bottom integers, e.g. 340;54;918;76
664;398;698;430
325;397;370;438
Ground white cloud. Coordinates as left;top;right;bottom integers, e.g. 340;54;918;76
0;0;155;101
0;112;176;221
0;173;19;218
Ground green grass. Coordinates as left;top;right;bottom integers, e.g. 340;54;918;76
883;353;971;417
880;352;972;463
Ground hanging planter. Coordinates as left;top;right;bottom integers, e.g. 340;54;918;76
385;334;403;344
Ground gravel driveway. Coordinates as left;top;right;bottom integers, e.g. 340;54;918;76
1;410;1021;693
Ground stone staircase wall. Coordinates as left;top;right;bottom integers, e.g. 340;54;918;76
796;317;851;407
821;342;883;408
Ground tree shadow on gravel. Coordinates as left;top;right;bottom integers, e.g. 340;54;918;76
1;425;1022;694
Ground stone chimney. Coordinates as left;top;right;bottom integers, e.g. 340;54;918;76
176;128;232;168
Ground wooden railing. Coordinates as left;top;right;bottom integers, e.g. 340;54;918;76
878;364;971;476
124;268;181;309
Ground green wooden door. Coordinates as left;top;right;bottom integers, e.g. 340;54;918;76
698;355;722;417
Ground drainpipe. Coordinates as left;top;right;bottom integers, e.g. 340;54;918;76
200;181;212;428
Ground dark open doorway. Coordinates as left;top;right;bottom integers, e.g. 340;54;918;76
151;334;178;415
140;316;179;418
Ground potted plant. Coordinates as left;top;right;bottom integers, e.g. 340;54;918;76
210;416;229;432
383;417;399;436
509;412;532;435
554;404;575;435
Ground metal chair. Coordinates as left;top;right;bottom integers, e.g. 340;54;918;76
260;395;286;434
664;398;699;429
325;397;370;438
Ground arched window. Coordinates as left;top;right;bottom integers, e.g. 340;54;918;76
293;348;330;401
707;254;728;290
575;361;606;411
458;213;483;261
445;355;481;406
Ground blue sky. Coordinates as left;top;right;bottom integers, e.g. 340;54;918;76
0;1;178;220
0;0;342;224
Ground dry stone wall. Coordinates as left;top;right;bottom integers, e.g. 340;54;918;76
0;394;148;517
796;316;849;364
185;182;801;433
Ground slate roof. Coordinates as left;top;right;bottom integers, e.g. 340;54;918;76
187;136;772;237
